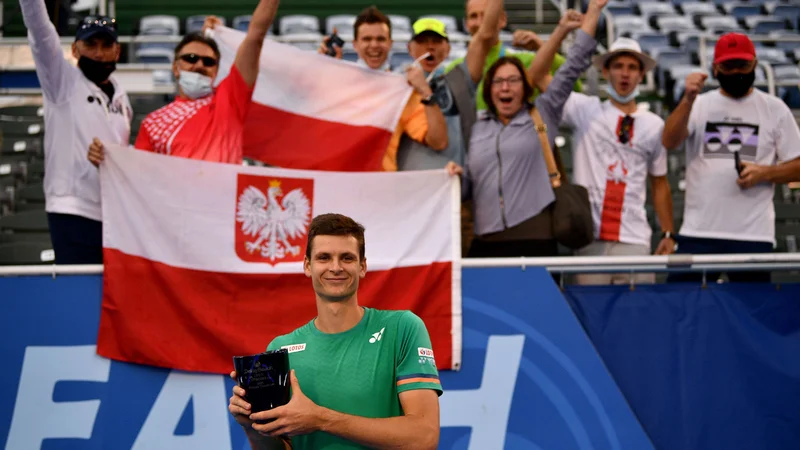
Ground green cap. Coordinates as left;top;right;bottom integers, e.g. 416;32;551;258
411;18;448;40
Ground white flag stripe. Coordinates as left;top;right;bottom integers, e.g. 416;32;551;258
215;27;412;132
101;145;454;274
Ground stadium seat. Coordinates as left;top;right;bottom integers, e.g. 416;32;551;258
680;2;719;17
655;48;693;85
326;14;356;36
747;17;788;34
638;3;677;22
135;47;173;64
700;16;741;33
613;15;652;38
185;15;227;34
233;15;252;32
775;64;800;80
723;3;762;18
390;52;413;70
769;5;800;30
631;32;671;54
0;231;51;244
769;30;800;52
342;50;358;62
139;15;180;35
279;15;321;35
388;14;412;33
0;241;55;265
607;3;636;17
0;209;49;233
756;47;790;64
656;15;696;33
17;183;44;205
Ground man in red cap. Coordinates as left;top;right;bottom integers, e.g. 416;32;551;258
662;32;800;283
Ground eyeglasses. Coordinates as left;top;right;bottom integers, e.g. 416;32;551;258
618;115;635;144
492;76;523;86
79;15;117;30
178;53;219;67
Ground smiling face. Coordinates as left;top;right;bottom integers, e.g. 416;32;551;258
353;22;392;70
490;62;526;120
304;235;367;303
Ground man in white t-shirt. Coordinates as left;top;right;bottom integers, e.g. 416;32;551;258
663;32;800;283
561;38;675;285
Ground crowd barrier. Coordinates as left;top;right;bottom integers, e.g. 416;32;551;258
2;263;799;449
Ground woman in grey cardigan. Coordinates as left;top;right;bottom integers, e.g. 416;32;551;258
447;0;606;258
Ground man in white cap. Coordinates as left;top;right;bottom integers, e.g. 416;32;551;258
559;38;675;285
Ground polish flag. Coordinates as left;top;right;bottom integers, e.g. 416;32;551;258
96;145;461;374
213;26;412;171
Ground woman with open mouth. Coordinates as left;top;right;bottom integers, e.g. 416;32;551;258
447;0;608;264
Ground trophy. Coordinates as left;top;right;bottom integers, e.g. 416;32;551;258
233;349;291;423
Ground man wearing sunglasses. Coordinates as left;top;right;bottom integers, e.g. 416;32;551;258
21;0;131;265
663;32;800;283
89;0;280;166
558;38;675;285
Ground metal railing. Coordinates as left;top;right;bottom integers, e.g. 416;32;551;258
2;253;799;278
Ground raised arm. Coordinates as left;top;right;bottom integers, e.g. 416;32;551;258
235;0;280;87
465;0;504;84
535;0;605;122
526;9;583;92
19;0;75;102
662;72;707;150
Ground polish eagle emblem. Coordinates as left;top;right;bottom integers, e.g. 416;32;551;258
235;179;312;262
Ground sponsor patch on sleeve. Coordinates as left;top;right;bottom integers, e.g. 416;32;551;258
281;343;306;353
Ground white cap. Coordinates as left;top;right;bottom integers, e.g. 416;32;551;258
592;37;657;73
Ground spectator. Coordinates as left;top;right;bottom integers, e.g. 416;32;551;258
319;6;393;72
396;0;502;171
662;33;800;283
558;38;675;285
446;2;605;259
446;0;582;111
20;0;132;265
88;0;280;166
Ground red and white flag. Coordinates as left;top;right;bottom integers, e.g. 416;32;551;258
213;27;412;171
96;145;461;374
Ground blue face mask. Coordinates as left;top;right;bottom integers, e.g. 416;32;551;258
178;70;213;99
605;84;639;104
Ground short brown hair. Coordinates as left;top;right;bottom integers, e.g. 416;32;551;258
482;56;534;117
353;6;392;40
305;213;366;260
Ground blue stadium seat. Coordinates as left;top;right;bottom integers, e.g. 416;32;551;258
631;31;671;54
746;16;788;34
390;52;413;70
769;30;800;53
342;50;358;62
756;47;790;65
607;4;636;17
722;3;763;18
280;15;321;35
768;4;800;30
185;15;226;34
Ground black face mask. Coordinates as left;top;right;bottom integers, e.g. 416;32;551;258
716;70;755;99
78;56;116;84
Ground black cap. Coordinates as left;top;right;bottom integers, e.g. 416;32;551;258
75;16;118;42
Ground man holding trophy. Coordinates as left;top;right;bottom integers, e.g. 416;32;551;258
228;214;442;450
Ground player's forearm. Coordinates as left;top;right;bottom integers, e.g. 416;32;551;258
766;157;800;184
316;407;438;450
423;105;449;151
526;24;568;91
247;0;279;41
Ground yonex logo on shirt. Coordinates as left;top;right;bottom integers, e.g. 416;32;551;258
369;327;385;344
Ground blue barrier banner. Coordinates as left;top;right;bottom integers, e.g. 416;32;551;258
564;284;800;450
1;268;651;449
